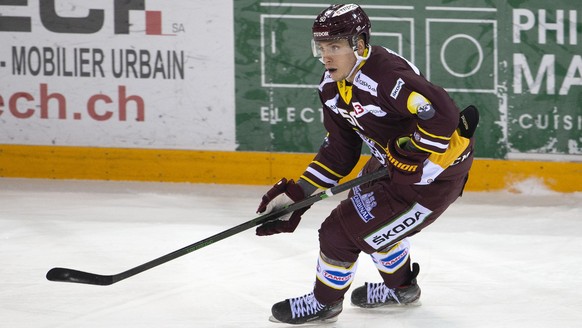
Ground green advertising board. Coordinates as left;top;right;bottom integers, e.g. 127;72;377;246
234;0;581;160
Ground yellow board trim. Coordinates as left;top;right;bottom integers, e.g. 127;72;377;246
0;144;580;192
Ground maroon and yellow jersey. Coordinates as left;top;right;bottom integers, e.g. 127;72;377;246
301;46;473;189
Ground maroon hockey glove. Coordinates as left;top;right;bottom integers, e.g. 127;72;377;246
386;137;429;185
256;178;309;236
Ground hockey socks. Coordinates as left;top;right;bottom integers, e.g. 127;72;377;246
269;253;357;324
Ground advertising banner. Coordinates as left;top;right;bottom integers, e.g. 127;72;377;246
234;0;582;160
0;0;236;150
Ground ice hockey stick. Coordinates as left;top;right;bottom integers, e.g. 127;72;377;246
46;168;389;286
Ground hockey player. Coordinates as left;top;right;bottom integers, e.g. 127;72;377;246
256;4;477;324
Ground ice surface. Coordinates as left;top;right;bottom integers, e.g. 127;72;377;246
1;178;581;327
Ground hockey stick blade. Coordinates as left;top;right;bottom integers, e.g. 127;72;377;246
47;267;115;285
46;168;388;286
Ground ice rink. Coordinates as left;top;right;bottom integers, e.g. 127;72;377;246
1;177;581;328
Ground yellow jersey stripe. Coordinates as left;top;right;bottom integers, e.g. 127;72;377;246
312;161;344;178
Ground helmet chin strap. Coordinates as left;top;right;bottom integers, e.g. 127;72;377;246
346;45;371;82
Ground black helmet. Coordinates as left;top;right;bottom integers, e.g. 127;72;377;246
312;4;371;47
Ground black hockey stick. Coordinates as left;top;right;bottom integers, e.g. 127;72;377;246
46;167;388;286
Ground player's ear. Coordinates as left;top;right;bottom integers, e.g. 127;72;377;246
357;37;366;55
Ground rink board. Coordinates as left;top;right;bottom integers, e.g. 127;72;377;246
1;144;580;192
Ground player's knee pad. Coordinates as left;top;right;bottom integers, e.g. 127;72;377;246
316;252;357;290
370;238;410;274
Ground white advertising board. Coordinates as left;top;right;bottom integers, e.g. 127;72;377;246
0;0;236;150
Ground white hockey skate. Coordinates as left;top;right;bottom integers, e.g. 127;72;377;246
269;291;342;324
351;263;421;308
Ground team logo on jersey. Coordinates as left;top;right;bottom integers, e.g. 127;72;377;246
391;78;405;99
351;191;377;222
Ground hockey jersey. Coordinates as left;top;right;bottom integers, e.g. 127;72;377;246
301;46;473;189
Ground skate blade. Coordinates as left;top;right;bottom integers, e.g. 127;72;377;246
351;300;422;309
268;315;339;324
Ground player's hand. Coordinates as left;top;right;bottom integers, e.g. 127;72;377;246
386;137;429;184
255;178;309;236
